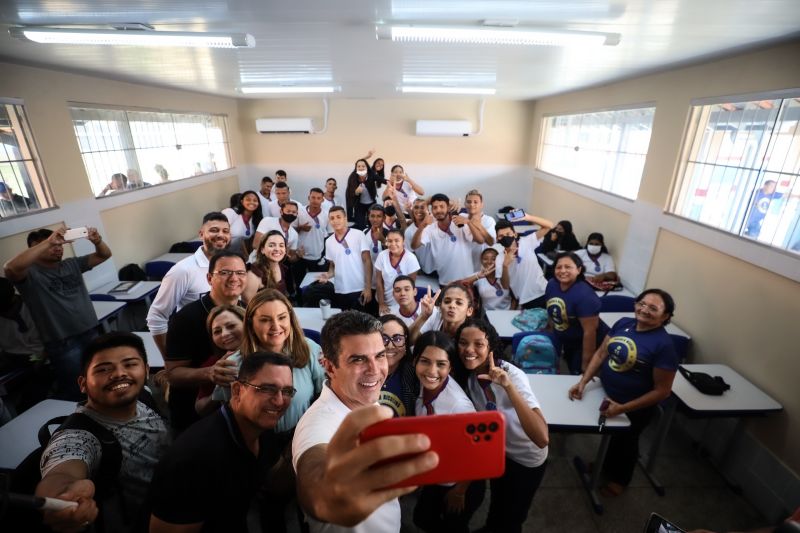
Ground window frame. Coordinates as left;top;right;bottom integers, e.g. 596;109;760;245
0;97;56;220
536;102;657;201
668;88;800;255
68;102;233;198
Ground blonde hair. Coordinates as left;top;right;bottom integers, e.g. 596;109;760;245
241;289;310;367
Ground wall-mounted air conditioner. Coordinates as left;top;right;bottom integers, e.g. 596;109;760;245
256;118;316;134
415;120;473;137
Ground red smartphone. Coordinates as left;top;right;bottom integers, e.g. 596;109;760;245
359;411;506;488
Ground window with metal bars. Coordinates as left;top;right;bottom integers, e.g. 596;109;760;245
670;93;800;253
69;105;231;197
0;99;54;220
537;106;655;200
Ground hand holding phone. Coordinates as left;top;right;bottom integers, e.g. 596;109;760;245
360;411;506;488
63;227;89;241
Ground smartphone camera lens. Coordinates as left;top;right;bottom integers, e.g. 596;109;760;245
473;435;481;442
477;423;487;433
466;424;476;434
488;422;499;432
484;434;492;441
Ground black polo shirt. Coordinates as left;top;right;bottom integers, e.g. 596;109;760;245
149;404;281;532
165;293;243;431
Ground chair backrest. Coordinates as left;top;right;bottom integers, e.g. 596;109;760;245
511;331;560;374
669;334;691;362
145;261;175;281
168;241;202;253
415;286;428;302
90;293;117;301
303;328;321;345
599;295;636;313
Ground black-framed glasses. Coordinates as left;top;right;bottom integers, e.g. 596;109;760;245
213;269;247;277
381;333;406;347
238;380;296;398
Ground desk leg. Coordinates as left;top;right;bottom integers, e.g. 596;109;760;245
638;397;677;496
573;434;611;515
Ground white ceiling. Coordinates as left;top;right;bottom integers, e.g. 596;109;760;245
1;0;799;100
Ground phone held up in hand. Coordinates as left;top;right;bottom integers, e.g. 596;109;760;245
359;411;506;488
63;227;89;241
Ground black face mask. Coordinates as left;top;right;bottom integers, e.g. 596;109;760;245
385;205;396;217
498;235;516;248
281;214;297;223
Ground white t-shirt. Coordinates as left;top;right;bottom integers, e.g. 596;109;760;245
388;181;417;212
467;362;548;468
257;191;272;218
405;223;434;274
221;208;254;240
414;377;475;417
374;250;420;305
575;249;616;279
419;221;474;285
297;206;331;261
419;307;443;335
470;214;497;270
388;302;422;325
363;229;384;289
322;194;345;211
146;247;211;336
495;233;547;306
475;277;512;310
256;217;299;251
325;229;371;294
292;384;401;533
267;198;305;219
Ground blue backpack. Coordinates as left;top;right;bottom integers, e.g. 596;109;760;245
513;332;559;374
510;308;548;332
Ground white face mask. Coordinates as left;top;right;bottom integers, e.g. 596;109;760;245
587;244;602;255
356;170;367;177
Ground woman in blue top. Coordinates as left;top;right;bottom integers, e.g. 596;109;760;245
377;314;418;417
568;288;679;497
545;252;601;374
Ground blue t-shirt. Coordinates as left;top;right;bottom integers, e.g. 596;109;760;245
599;318;679;404
746;189;783;234
545;279;601;342
379;371;406;417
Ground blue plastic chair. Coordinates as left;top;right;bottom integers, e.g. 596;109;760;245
670;334;691;362
145;260;174;281
90;293;117;301
303;328;321;345
415;286;428;302
599;295;636;313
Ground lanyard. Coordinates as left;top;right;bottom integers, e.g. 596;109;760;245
400;302;419;321
336;229;352;255
390;250;405;274
306;206;321;228
438;222;457;242
422;376;449;415
477;377;498;411
490;278;504;297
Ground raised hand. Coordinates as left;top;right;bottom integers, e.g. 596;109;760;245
477;353;511;388
211;353;238;386
420;286;442;318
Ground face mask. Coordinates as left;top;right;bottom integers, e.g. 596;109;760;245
356;170;367;177
281;214;297;223
385;205;396;217
587;244;602;255
498;235;516;248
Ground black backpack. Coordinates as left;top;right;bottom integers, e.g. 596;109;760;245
5;391;161;532
118;263;147;282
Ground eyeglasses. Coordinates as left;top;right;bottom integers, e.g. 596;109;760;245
381;333;406;347
213;269;247;278
635;301;663;314
238;380;296;398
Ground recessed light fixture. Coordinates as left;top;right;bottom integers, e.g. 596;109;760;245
10;26;255;48
377;25;619;47
400;86;496;95
240;86;338;94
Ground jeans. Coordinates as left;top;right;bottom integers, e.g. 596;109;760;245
43;328;99;400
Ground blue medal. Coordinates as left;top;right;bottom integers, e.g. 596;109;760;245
345;248;352;255
450;235;457;242
496;289;504;297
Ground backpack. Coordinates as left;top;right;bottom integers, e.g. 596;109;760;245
511;308;548;332
119;263;148;282
7;390;161;532
513;332;559;374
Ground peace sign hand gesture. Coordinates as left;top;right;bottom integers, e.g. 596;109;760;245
420;285;441;318
477;353;512;389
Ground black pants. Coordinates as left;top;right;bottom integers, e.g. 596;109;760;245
332;291;366;312
483;457;546;533
602;405;656;486
291;258;328;298
353;202;371;230
413;481;485;533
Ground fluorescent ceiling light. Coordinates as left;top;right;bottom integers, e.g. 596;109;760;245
11;27;255;48
378;25;619;47
240;86;337;94
400;86;495;95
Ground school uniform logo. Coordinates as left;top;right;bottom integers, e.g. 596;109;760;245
546;297;569;332
607;336;638;372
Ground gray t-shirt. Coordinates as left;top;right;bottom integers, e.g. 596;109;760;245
14;256;98;343
40;401;171;532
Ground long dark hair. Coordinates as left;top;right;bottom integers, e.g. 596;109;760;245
371;157;387;186
415;330;468;390
453;318;505;388
236;190;263;234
